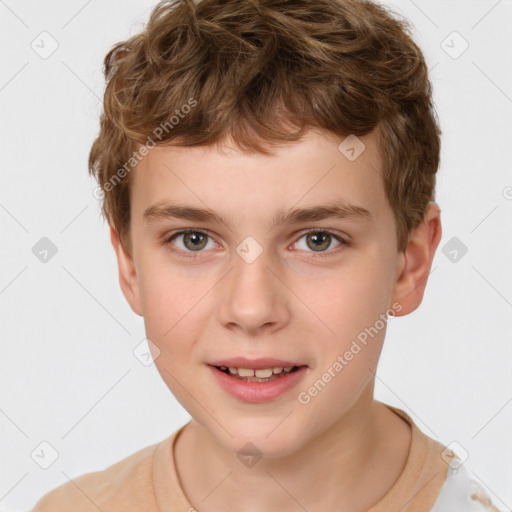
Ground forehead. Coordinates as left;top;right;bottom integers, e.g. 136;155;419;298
130;129;388;229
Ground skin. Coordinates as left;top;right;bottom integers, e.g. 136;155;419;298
110;127;442;512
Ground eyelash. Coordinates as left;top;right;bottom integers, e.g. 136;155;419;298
163;228;350;260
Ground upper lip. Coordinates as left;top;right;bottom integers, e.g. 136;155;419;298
208;357;306;370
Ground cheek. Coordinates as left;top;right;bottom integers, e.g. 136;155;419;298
138;253;201;332
305;255;392;340
137;258;218;380
137;266;196;362
295;255;392;407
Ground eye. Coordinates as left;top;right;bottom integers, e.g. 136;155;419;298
164;229;216;259
292;230;347;256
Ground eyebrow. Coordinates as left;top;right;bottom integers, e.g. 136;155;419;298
142;200;372;229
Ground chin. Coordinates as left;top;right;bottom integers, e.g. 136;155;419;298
216;416;308;460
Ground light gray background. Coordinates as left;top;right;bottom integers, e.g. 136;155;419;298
0;1;511;510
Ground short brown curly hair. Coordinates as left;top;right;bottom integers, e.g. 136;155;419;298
88;0;441;257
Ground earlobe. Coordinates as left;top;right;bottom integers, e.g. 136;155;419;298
109;225;143;317
391;203;442;316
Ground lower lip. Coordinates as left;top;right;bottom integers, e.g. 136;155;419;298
208;365;308;403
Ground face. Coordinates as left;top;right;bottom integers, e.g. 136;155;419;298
111;128;440;458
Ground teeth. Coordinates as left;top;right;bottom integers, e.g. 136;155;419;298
222;366;297;377
255;368;273;378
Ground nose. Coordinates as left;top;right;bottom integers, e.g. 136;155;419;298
216;245;290;336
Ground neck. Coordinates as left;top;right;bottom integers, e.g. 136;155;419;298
174;381;411;512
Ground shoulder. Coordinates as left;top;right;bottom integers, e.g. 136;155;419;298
430;463;501;512
28;439;163;512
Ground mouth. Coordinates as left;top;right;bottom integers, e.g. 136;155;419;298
207;361;309;403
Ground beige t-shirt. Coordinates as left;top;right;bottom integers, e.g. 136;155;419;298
28;404;500;512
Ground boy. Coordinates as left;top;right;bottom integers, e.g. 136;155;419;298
29;0;500;510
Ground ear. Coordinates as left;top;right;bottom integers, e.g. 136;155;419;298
391;202;442;316
109;225;143;317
